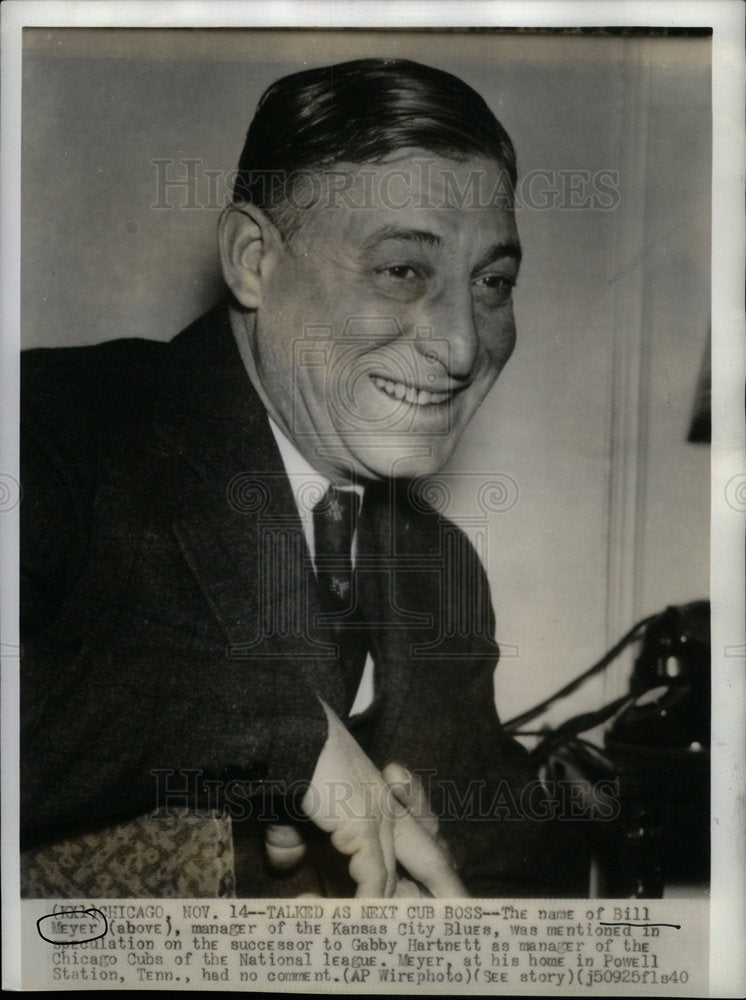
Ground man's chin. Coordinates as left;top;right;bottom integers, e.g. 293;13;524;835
349;443;454;483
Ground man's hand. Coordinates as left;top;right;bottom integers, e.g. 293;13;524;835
300;700;465;897
264;823;307;870
381;761;464;897
300;700;396;895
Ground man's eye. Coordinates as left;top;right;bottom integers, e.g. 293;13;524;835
473;273;515;307
380;265;419;280
372;263;426;301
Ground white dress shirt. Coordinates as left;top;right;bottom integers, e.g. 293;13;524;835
268;417;375;716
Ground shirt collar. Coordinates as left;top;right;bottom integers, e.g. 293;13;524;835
268;416;330;487
268;417;364;499
268;417;363;563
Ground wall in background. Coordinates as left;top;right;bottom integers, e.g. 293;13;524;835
22;29;711;734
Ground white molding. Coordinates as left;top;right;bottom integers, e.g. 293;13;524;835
602;38;654;700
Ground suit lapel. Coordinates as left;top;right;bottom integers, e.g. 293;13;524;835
149;306;439;737
151;305;347;713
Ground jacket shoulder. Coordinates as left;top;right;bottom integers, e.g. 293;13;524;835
21;337;172;502
22;337;168;411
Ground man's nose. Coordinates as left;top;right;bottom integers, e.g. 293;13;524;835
414;291;479;380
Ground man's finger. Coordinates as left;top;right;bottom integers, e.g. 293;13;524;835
393;813;466;897
379;814;397;897
326;817;396;897
393;876;426;898
382;763;439;837
265;823;307;870
344;827;390;897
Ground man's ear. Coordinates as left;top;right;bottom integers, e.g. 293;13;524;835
218;202;278;310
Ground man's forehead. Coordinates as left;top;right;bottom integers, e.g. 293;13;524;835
320;152;514;203
360;224;522;268
290;153;518;247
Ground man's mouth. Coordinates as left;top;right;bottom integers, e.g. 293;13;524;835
370;375;455;407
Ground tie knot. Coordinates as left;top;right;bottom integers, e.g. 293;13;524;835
312;485;360;559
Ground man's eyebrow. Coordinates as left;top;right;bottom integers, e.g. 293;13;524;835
361;227;443;252
361;227;522;270
472;240;523;272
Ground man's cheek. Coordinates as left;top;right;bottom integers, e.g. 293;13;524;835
485;333;516;375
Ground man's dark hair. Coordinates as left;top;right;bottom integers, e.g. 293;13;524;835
232;58;517;236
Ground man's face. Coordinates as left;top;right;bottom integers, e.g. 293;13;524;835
246;152;520;483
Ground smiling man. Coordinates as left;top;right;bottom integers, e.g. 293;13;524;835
223;152;520;483
20;59;585;898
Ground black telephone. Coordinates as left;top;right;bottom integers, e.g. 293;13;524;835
504;601;711;897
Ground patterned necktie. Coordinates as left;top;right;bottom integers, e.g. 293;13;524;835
312;485;367;710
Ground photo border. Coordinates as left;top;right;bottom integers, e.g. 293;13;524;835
2;3;743;995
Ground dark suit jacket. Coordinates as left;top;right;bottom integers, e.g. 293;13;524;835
20;304;586;897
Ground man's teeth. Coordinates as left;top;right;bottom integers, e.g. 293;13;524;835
371;376;450;406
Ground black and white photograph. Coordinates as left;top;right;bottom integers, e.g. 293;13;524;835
2;1;743;995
